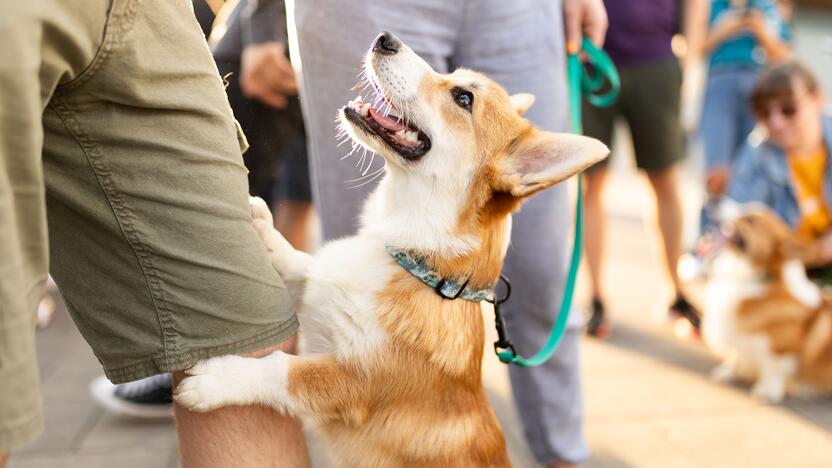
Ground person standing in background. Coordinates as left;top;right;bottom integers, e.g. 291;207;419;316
582;0;699;338
213;0;314;251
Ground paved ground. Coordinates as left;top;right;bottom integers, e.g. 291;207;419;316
8;7;832;468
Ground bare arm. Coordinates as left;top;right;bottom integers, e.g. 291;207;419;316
701;10;747;57
745;9;791;62
683;0;710;62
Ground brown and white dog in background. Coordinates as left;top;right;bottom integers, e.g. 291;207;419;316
174;32;608;467
704;206;832;403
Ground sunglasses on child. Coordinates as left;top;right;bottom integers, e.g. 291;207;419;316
755;99;798;121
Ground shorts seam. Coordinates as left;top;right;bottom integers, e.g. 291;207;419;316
47;98;176;364
56;0;139;93
102;315;299;383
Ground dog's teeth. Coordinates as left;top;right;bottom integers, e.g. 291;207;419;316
360;103;371;116
404;131;418;142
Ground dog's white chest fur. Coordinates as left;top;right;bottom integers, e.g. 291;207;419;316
703;253;765;362
298;236;396;357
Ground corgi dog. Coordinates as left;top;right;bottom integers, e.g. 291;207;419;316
703;206;832;403
175;32;607;467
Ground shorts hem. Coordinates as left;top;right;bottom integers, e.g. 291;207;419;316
0;412;43;453
102;315;299;384
637;154;684;173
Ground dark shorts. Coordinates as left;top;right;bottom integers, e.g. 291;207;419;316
583;57;684;173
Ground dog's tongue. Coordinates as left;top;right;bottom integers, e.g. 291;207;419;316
369;107;407;132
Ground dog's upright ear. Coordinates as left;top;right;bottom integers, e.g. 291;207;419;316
509;93;536;116
495;129;609;198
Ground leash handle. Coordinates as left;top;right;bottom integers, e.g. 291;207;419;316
496;37;619;367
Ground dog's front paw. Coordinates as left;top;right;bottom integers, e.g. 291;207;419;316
751;378;786;404
249;196;274;225
249;196;292;260
175;354;278;412
710;362;737;383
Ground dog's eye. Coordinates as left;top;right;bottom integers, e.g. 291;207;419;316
451;87;473;112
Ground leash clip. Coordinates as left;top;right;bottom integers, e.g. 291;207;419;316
489;275;516;361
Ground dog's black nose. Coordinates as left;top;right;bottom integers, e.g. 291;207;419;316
373;31;400;55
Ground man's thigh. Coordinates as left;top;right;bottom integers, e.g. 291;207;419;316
42;0;296;384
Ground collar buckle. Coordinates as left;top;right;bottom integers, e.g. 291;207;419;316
434;278;470;300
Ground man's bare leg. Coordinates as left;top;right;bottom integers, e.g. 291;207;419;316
174;336;309;468
1;452;8;468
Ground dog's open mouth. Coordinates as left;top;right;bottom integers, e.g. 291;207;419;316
343;96;431;161
729;232;747;251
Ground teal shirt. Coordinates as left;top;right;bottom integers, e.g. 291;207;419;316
709;0;790;68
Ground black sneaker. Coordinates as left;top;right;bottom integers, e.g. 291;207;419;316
91;374;173;419
586;297;612;339
669;295;701;330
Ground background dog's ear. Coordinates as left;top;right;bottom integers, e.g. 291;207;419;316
509;93;536;116
496;130;608;198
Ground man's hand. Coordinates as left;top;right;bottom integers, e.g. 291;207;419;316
563;0;608;54
240;41;297;109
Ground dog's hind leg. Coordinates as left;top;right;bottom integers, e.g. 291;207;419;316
175;351;369;424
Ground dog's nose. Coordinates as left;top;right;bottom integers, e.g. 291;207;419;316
373;31;400;55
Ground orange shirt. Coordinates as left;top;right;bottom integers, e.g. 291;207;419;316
788;146;831;239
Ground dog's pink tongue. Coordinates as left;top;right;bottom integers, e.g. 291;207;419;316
369;107;407;132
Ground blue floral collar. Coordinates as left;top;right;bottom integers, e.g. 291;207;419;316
386;245;494;302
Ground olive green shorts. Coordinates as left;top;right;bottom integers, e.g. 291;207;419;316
582;57;684;173
0;0;297;451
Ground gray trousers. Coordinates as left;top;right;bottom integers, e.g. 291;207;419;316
291;0;587;464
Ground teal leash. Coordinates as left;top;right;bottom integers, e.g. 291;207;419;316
493;38;620;366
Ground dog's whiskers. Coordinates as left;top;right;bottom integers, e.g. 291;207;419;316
345;164;386;189
340;141;360;160
362;153;376;176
